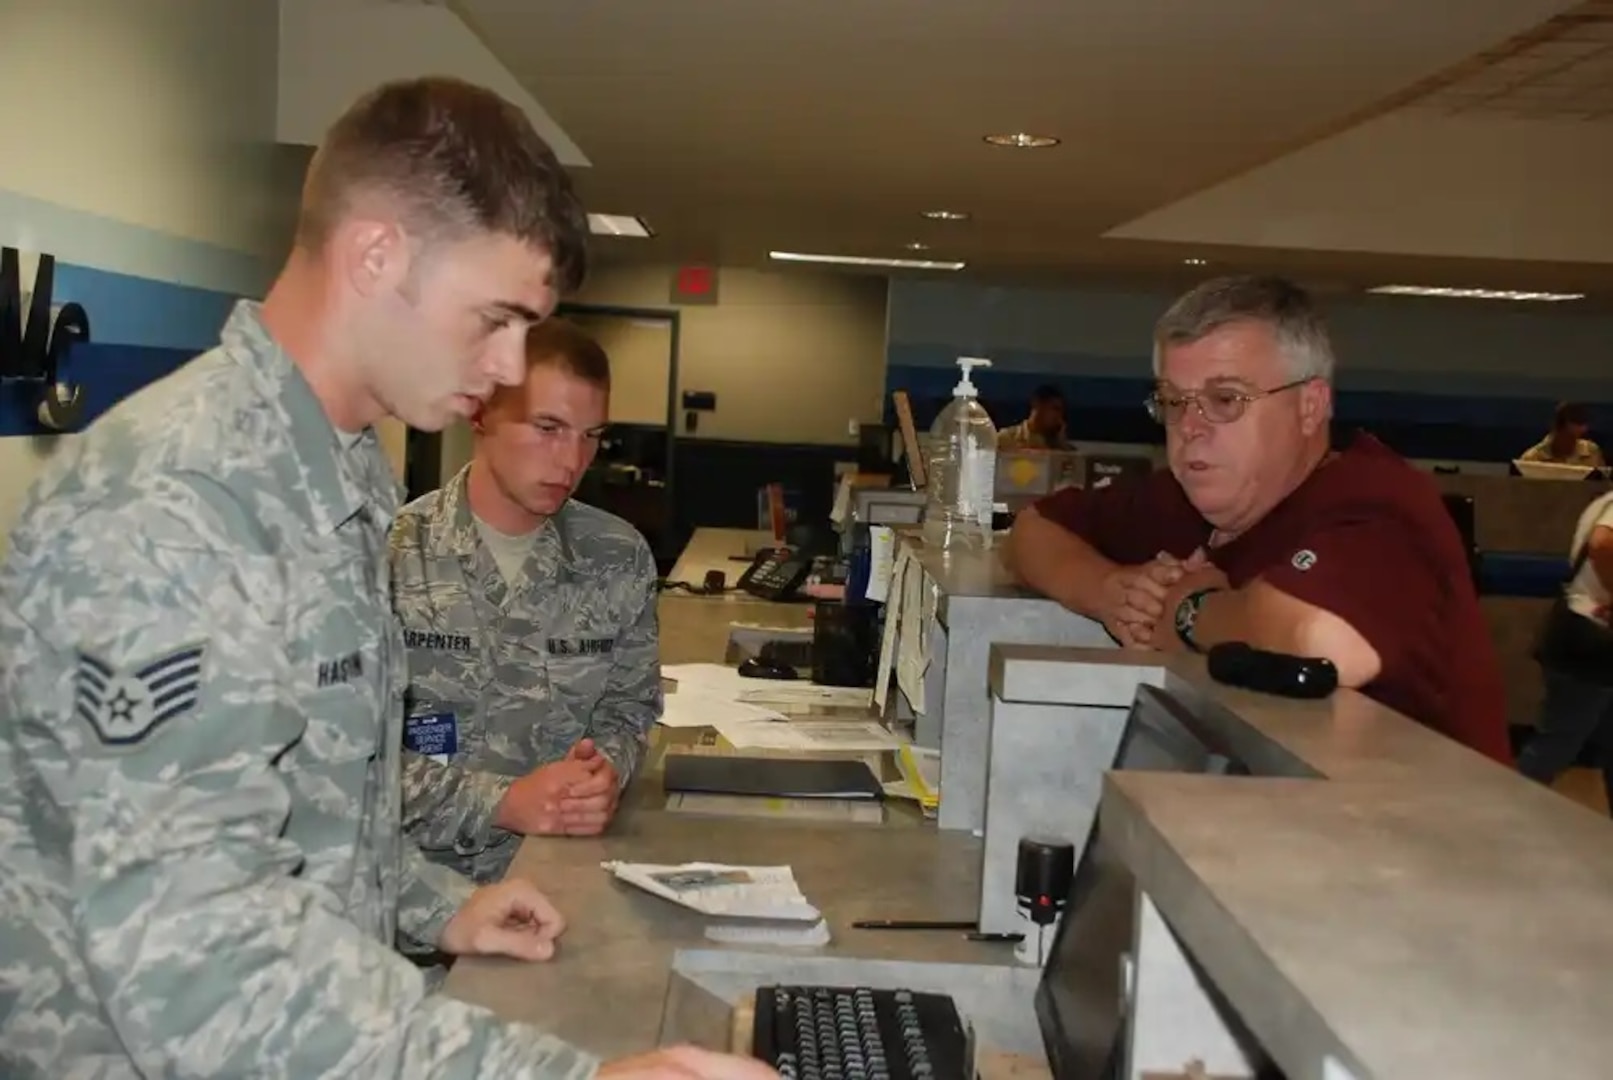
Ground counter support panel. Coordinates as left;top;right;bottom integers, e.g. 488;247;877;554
1126;893;1262;1080
978;698;1127;933
902;535;1112;832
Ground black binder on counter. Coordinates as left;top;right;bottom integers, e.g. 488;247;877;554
663;754;884;801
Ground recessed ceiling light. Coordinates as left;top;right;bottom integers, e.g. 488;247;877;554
769;250;965;272
1183;257;1208;266
587;213;653;238
1368;284;1584;302
905;242;931;251
983;132;1060;149
921;209;970;221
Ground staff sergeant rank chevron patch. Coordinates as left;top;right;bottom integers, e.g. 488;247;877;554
75;643;206;746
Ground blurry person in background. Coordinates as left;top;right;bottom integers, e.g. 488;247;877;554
998;384;1070;450
1519;489;1613;813
1520;401;1605;468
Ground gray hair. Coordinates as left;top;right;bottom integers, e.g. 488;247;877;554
1151;275;1335;383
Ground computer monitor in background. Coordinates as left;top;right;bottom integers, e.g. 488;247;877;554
1083;454;1153;491
1033;686;1252;1080
857;422;894;474
1512;458;1602;481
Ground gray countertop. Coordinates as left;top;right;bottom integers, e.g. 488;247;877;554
443;809;1005;1059
1105;772;1613;1080
988;645;1613;1080
902;532;1042;603
441;528;1613;1077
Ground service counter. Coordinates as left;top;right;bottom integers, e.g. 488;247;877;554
895;532;1111;833
440;526;1613;1080
446;556;1050;1070
664;527;779;599
440;811;1015;1061
445;638;1613;1078
990;646;1613;1079
653;527;816;664
1434;470;1607;555
1430;473;1606;729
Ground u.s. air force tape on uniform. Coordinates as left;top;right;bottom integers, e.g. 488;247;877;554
75;642;205;746
545;636;616;657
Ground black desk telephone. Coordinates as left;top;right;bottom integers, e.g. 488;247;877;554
737;547;813;601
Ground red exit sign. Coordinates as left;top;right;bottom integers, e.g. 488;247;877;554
670;264;719;305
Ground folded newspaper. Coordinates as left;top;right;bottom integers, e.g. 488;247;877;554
601;860;831;946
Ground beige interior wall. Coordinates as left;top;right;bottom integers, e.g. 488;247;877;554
440;420;475;482
376;418;407;483
568;263;889;446
565;313;674;427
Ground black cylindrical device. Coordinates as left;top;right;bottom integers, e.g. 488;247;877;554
1015;836;1075;927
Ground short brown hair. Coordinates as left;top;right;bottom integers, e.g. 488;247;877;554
525;317;610;390
297;76;589;293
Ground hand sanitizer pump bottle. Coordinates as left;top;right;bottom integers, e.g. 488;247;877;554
922;356;999;551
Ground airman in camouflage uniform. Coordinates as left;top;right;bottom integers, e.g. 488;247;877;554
0;77;771;1080
0;303;592;1078
395;319;660;883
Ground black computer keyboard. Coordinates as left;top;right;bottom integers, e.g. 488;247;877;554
752;985;973;1080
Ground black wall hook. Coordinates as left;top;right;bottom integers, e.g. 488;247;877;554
0;247;92;430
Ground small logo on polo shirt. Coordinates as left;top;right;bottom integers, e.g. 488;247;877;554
1291;549;1318;571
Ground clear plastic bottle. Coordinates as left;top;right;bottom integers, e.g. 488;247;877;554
922;356;999;551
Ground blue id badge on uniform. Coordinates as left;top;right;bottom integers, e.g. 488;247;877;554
404;711;458;764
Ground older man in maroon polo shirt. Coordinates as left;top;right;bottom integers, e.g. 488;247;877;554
1007;274;1511;765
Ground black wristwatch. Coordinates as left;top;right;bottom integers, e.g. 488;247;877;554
1174;587;1223;653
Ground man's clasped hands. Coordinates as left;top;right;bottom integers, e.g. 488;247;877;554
1097;547;1230;650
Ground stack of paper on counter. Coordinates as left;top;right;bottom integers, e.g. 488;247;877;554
662;663;875;712
658;691;786;730
712;718;900;753
602;860;830;946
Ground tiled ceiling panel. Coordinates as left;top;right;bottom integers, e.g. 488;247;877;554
1415;1;1613;119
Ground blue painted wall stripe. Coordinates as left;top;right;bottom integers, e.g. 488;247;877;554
0;187;261;438
52;263;239;352
884;363;1602;464
0;188;273;297
0;263;235;435
887;342;1613;403
0;344;196;437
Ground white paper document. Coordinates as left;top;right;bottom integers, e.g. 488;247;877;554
660;691;785;729
874;544;932;714
872;546;911;712
662;663;874;713
864;525;897;603
894;550;932;712
602;860;820;921
705;919;832;947
663;662;751;695
738;684;874;709
713;719;902;753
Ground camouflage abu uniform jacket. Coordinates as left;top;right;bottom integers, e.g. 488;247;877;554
0;302;598;1080
392;465;661;881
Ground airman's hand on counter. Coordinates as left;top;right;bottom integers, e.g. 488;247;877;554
554;738;622;835
495;746;616;836
598;1045;781;1080
439;879;566;962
